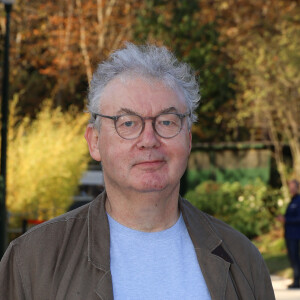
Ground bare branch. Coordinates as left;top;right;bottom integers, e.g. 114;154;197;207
75;0;92;83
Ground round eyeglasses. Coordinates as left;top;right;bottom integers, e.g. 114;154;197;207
92;111;190;140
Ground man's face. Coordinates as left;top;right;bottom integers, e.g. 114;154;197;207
288;181;298;197
85;77;192;195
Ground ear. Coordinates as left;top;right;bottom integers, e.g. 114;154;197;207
84;124;101;161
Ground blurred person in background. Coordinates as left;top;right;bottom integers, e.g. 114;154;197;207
0;43;275;299
284;179;300;288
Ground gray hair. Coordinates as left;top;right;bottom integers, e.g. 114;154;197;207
87;43;200;128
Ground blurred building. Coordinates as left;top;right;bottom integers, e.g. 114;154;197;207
68;161;104;211
187;142;282;189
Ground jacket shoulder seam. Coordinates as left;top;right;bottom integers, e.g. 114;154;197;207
19;215;88;239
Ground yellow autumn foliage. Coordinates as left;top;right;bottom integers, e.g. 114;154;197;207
7;96;90;220
234;15;300;196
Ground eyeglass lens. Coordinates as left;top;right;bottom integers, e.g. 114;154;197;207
115;114;182;139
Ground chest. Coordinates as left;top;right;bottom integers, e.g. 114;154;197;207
287;201;300;216
109;229;211;300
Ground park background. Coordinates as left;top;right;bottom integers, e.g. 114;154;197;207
0;0;300;279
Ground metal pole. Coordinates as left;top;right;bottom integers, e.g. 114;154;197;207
0;3;12;258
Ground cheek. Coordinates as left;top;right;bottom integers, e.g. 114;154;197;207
99;138;131;170
166;141;190;169
173;133;191;155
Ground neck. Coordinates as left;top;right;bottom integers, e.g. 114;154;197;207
105;185;180;232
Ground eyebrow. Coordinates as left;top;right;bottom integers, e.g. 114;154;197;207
116;106;178;115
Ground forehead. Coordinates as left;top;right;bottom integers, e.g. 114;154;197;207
99;76;187;115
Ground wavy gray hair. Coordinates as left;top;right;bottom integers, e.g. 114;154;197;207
87;43;200;128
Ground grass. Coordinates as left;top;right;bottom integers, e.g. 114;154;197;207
263;253;292;278
253;224;292;278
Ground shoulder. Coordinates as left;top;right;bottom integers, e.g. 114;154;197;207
9;200;92;254
0;201;93;290
180;197;273;296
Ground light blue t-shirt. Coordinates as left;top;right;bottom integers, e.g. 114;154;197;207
107;213;211;300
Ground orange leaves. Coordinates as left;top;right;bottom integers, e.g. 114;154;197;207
5;0;141;113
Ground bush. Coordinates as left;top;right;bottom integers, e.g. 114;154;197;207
6;97;90;220
184;179;283;239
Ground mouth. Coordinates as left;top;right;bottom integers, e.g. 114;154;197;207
133;160;166;169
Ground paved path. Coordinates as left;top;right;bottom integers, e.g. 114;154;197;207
272;275;300;300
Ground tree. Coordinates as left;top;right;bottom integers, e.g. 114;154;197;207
134;0;300;143
234;9;300;193
134;0;236;142
0;0;139;115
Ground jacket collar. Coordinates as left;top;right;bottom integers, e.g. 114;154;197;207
88;192;233;299
179;196;233;261
88;192;113;300
180;196;233;299
88;191;111;271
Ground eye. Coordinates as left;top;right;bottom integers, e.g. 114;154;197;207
124;121;134;127
159;119;177;127
117;116;140;129
162;120;171;126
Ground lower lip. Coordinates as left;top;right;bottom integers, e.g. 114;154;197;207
135;161;165;168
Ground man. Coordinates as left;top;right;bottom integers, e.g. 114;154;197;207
284;179;300;288
0;43;274;299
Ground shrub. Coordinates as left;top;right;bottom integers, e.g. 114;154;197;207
184;179;283;239
6;97;90;220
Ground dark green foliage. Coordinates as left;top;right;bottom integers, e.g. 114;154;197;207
134;0;236;141
185;180;282;239
187;168;271;189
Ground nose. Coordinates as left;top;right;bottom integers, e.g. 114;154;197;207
136;120;161;149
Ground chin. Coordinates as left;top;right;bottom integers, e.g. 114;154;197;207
140;187;167;193
132;180;168;193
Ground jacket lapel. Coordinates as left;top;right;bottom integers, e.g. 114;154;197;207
194;247;231;299
180;197;233;300
87;192;114;300
95;270;114;300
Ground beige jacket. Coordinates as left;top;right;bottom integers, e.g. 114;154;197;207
0;192;275;300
